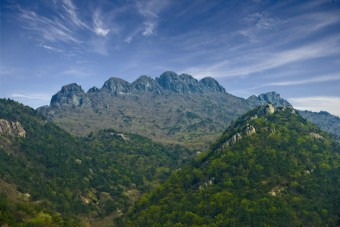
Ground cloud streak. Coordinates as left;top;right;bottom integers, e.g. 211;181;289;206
183;36;340;78
289;96;340;116
19;8;81;44
262;74;340;86
92;9;110;36
10;93;51;101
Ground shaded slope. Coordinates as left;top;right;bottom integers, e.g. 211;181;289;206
123;105;340;226
299;110;340;141
0;99;194;225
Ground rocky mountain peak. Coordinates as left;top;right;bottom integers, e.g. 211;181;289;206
199;77;226;93
247;91;292;108
50;83;86;107
101;77;132;95
156;71;201;94
155;71;225;94
61;83;84;94
87;86;100;93
132;75;160;93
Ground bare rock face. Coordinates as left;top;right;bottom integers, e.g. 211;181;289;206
0;119;26;138
264;104;275;115
244;124;256;136
101;77;132;95
247;91;292;108
132;75;161;93
50;83;89;107
309;132;324;140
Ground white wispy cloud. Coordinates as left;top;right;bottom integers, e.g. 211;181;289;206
92;9;111;36
288;96;340;116
10;93;51;101
19;8;81;44
262;74;340;86
135;0;171;38
183;36;340;78
142;21;156;36
239;12;280;42
61;0;89;29
38;44;64;53
16;0;119;55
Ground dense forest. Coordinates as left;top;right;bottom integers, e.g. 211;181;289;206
122;105;340;226
0;99;194;226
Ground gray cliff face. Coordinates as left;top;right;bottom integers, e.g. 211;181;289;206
199;77;226;93
155;71;226;94
87;86;100;93
247;91;292;108
156;71;202;94
131;75;161;93
50;83;89;107
49;72;227;107
101;77;132;95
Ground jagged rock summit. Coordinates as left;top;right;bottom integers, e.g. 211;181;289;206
49;71;226;107
247;91;292;108
37;71;298;149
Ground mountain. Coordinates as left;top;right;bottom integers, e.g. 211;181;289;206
299;110;340;141
38;72;295;150
38;71;340;150
247;91;292;108
122;104;340;226
0;99;194;226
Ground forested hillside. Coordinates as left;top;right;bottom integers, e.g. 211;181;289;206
123;105;340;226
0;99;194;226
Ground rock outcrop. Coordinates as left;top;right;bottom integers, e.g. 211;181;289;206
50;83;89;107
309;132;324;140
247;91;292;108
199;77;226;93
132;75;161;93
101;77;132;95
244;124;256;136
0;119;26;138
45;71;227;108
156;71;225;94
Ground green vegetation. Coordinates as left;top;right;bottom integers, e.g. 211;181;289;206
1;99;339;226
123;106;340;226
0;99;194;225
0;192;80;226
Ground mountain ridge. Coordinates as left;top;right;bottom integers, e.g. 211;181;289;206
122;104;340;226
38;71;340;149
50;71;226;108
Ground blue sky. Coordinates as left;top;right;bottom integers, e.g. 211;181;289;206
1;0;340;115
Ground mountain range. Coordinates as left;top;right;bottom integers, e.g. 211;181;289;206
38;71;340;149
1;71;340;226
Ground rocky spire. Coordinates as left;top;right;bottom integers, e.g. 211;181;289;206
50;83;88;107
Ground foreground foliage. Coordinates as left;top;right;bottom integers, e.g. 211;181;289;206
0;99;194;225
